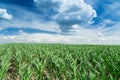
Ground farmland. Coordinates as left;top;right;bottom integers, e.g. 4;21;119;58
0;43;120;80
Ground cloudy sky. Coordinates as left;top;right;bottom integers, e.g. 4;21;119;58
0;0;120;44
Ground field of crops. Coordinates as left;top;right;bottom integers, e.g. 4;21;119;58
0;43;120;80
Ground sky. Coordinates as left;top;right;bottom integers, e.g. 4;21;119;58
0;0;120;44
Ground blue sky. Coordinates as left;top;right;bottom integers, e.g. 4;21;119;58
0;0;120;44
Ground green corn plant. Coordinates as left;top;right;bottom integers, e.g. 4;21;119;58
0;52;11;79
18;63;32;80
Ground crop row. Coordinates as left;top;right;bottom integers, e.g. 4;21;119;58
0;44;120;80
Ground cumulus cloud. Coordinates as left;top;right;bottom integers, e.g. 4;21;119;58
1;0;97;33
34;0;97;33
0;8;12;20
54;0;97;32
0;0;120;44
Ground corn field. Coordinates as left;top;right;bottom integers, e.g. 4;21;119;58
0;43;120;80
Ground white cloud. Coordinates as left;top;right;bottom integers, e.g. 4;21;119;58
0;8;12;20
0;6;58;32
0;19;59;32
0;0;120;44
0;0;97;33
34;0;97;32
0;26;120;44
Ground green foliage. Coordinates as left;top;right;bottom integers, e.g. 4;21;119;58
0;43;120;80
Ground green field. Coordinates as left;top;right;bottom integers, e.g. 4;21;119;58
0;44;120;80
